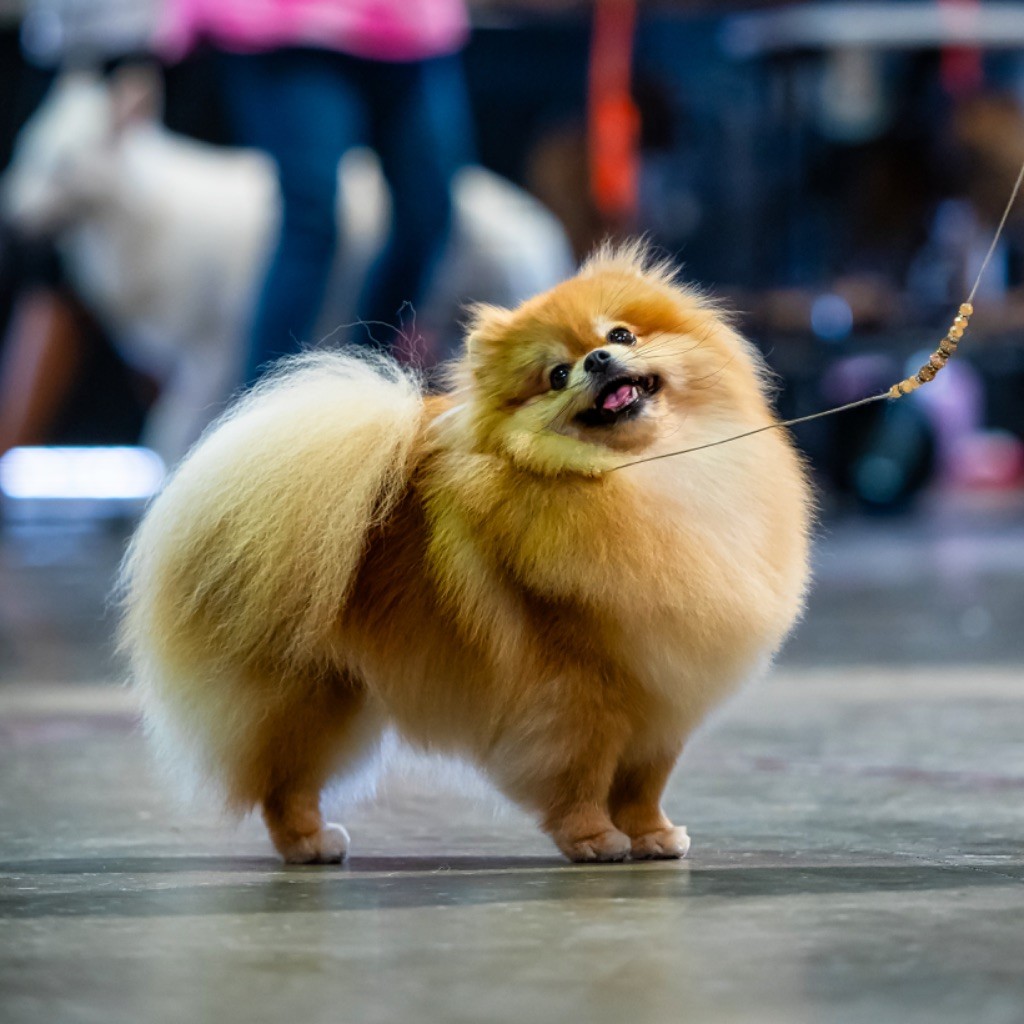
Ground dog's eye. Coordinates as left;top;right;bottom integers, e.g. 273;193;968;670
606;326;636;346
549;364;571;391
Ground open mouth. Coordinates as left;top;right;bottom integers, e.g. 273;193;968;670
575;375;661;427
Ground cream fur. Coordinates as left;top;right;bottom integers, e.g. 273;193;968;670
119;352;421;798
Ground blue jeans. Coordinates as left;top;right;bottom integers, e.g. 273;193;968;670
219;48;473;384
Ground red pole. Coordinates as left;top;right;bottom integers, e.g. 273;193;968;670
588;0;640;225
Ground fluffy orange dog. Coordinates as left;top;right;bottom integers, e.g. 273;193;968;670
121;244;811;864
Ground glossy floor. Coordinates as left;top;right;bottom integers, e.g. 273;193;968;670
1;501;1023;1024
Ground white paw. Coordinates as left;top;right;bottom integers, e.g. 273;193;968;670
280;823;350;864
562;828;633;863
631;825;690;860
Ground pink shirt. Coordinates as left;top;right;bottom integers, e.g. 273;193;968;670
159;0;469;63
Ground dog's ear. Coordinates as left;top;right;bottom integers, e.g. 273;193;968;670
109;63;164;136
464;303;514;362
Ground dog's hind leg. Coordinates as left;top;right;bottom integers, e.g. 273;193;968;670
226;673;385;864
262;785;352;865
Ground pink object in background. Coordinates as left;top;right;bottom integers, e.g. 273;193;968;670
158;0;469;63
950;431;1024;489
913;356;1024;490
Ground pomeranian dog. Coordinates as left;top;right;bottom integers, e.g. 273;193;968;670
120;243;811;864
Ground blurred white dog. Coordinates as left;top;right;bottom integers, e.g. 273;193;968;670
1;68;574;463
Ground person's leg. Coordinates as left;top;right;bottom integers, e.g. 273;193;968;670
219;50;362;384
358;55;474;355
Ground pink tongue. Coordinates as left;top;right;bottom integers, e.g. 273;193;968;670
602;383;637;412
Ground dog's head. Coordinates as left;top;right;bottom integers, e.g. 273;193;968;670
1;67;161;236
454;242;771;476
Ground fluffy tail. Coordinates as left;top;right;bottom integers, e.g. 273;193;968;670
118;351;422;799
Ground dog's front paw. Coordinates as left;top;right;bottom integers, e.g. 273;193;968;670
279;823;350;864
560;827;632;863
631;825;690;860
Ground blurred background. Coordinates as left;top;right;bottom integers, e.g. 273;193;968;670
1;0;1023;681
4;8;1024;1020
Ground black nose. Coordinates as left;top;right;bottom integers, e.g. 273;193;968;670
584;349;613;374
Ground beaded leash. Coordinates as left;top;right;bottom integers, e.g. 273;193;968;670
611;155;1024;473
